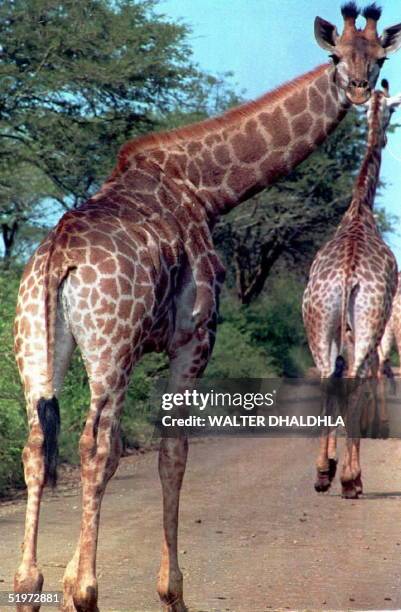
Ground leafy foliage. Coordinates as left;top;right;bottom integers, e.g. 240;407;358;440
0;271;26;492
218;275;312;377
0;0;235;263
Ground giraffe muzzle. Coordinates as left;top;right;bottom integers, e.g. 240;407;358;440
347;81;371;104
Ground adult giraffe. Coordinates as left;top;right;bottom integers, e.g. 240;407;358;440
302;78;401;499
13;3;401;611
379;272;401;367
376;272;401;431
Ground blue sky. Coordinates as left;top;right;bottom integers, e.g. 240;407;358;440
160;0;401;262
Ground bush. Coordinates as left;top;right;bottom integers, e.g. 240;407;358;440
219;275;313;377
0;271;27;494
206;321;274;378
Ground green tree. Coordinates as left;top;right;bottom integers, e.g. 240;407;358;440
0;158;59;266
0;0;234;263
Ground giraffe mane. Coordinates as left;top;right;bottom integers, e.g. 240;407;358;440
113;64;329;176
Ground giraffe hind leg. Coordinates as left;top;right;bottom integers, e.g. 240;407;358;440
158;329;214;612
62;351;132;612
315;336;343;493
14;303;75;611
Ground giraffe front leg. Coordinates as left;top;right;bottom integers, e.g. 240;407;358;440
352;439;363;496
157;437;188;612
14;421;46;612
315;431;332;492
341;438;362;498
157;329;213;612
376;353;392;439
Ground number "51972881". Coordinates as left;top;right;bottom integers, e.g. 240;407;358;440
2;592;61;606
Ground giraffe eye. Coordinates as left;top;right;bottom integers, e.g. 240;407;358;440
330;54;340;66
377;57;388;67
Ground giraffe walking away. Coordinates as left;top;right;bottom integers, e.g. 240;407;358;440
379;272;401;367
302;78;401;500
13;4;401;612
376;272;401;431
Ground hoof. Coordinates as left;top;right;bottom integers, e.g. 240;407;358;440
158;569;185;612
354;473;363;496
379;420;390;439
341;480;359;499
60;604;76;612
370;416;380;439
371;416;390;439
314;470;331;493
162;600;188;612
328;458;338;482
61;586;77;612
72;585;99;612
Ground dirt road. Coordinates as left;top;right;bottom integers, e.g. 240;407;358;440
2;437;401;612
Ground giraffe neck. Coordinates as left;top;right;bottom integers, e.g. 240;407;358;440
113;64;350;219
347;106;384;217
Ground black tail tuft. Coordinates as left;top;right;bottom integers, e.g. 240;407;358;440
37;397;60;488
333;355;346;378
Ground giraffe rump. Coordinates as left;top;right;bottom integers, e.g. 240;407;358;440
37;396;60;487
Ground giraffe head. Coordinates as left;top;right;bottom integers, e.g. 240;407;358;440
315;2;401;105
365;78;401;147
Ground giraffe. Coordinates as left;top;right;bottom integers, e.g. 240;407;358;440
379;272;401;367
302;78;401;500
375;272;401;431
13;4;401;612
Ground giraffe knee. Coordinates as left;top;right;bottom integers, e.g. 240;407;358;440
22;426;46;486
159;438;188;485
79;430;96;462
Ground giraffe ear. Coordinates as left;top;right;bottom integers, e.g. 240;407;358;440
381;23;401;54
387;93;401;111
314;17;339;52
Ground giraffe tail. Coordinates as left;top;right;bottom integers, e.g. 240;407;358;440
37;220;74;487
336;274;357;377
